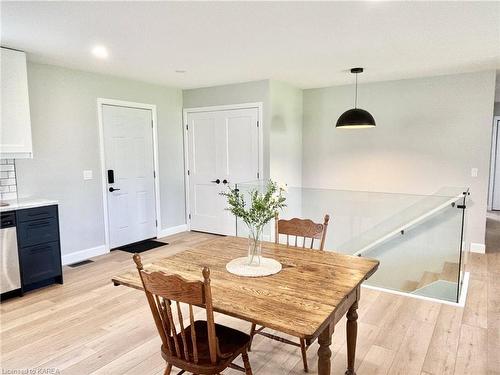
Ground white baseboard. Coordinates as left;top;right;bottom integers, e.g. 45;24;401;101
62;225;188;266
470;242;486;253
158;224;188;238
62;245;108;266
362;271;470;307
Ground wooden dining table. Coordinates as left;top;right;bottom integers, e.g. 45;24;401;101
111;236;379;375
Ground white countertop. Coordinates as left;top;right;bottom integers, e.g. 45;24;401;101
0;198;58;212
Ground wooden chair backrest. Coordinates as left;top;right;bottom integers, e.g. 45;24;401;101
133;254;217;365
275;213;330;250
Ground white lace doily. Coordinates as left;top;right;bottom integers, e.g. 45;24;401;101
226;257;282;277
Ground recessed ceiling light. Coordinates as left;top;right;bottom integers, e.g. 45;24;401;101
175;70;186;74
92;45;108;59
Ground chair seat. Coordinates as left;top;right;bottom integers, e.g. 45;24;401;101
162;320;250;367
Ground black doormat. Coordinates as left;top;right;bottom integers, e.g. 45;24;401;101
116;239;168;253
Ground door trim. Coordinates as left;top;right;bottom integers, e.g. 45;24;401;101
489;116;500;210
182;102;264;231
97;98;162;251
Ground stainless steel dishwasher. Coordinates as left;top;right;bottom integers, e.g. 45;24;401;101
1;211;21;295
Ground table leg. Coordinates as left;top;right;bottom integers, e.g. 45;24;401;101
345;301;358;375
317;323;333;375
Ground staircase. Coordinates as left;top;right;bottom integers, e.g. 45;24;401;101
401;261;459;292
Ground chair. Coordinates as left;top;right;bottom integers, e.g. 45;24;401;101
133;254;253;375
248;213;330;373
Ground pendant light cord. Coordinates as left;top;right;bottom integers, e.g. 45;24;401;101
354;73;358;108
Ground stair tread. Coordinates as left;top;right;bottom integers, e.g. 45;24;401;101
441;262;459;282
401;280;419;292
417;271;440;289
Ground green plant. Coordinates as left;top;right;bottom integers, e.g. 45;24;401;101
220;180;287;229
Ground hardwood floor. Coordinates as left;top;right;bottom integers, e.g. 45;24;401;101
1;230;499;374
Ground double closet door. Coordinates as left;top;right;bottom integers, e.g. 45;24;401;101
186;107;260;235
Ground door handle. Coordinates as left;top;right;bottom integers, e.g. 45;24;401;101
211;179;221;184
222;179;228;184
109;187;121;192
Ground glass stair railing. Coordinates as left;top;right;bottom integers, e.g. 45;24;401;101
339;187;467;256
233;181;469;304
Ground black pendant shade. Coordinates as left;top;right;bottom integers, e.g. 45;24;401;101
336;108;376;128
336;67;376;129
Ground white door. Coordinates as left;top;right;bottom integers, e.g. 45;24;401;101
187;107;260;235
492;118;500;210
102;104;157;248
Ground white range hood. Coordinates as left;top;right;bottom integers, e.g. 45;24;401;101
1;47;33;159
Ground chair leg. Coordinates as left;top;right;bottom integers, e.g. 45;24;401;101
163;363;172;375
248;323;257;351
242;350;253;375
300;338;309;373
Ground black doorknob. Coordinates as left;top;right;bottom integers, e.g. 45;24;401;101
222;179;228;184
109;187;121;192
211;179;221;184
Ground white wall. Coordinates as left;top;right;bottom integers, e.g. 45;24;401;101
16;63;185;261
302;71;496;250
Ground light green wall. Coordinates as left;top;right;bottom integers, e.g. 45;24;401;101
302;71;497;248
16;63;185;258
182;80;270;109
17;62;495;257
269;80;303;186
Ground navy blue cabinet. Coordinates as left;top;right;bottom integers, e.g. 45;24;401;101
17;205;63;292
18;218;59;246
17;205;57;222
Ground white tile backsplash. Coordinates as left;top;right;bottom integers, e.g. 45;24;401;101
0;164;15;172
0;159;17;200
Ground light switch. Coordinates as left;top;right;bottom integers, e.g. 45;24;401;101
83;170;93;180
471;168;478;177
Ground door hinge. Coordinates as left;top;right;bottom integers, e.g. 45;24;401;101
153;171;156;178
186;124;189;131
151;120;153;128
155;220;158;227
257;172;260;179
187;170;190;176
257;121;259;128
188;213;191;220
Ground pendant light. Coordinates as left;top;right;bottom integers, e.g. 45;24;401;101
336;67;376;129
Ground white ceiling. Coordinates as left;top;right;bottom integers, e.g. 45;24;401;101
2;1;500;89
